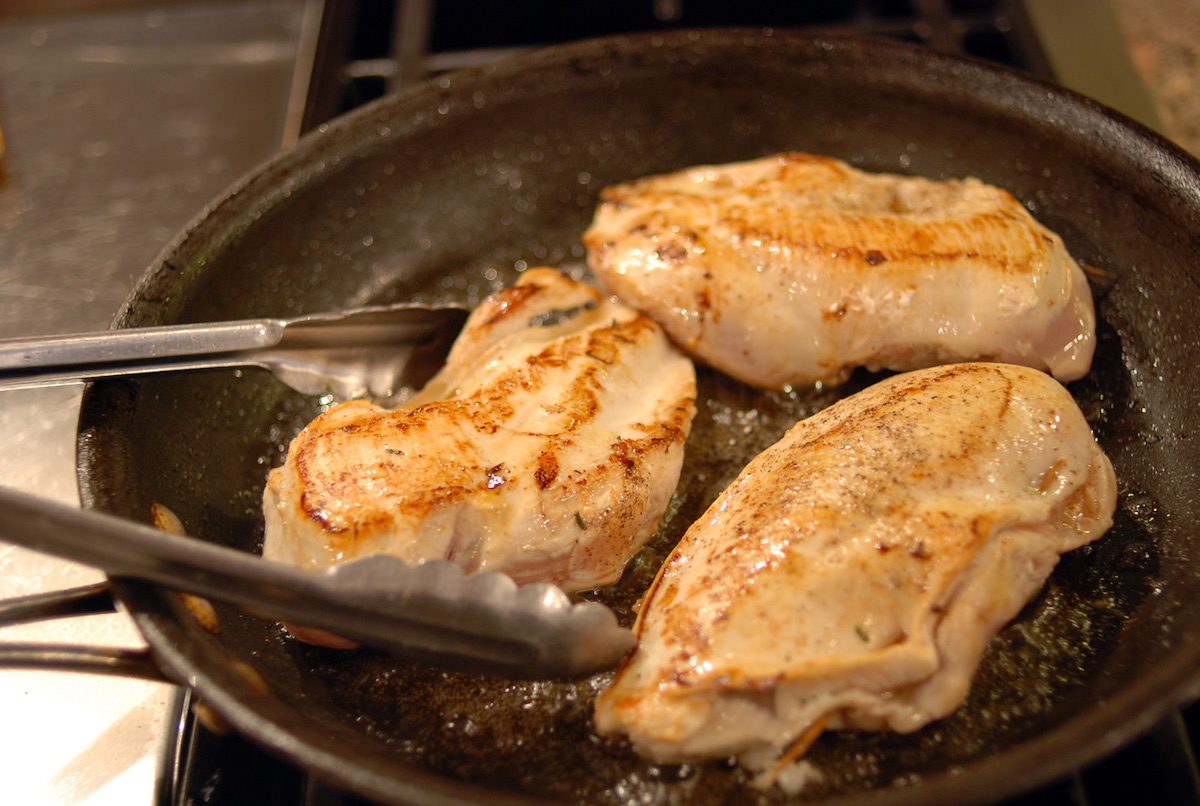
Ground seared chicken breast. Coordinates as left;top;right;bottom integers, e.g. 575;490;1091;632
263;268;696;592
594;363;1116;782
584;153;1097;389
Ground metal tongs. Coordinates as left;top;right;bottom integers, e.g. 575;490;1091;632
0;304;637;678
0;303;472;399
0;486;635;679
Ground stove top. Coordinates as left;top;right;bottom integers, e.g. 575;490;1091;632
294;0;1057;138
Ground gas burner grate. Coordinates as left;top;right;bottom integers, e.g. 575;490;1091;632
294;0;1052;138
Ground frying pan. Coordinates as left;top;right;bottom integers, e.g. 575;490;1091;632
66;28;1200;806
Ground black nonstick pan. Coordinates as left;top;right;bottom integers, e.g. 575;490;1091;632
69;29;1200;806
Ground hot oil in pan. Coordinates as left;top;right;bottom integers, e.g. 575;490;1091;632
279;304;1161;804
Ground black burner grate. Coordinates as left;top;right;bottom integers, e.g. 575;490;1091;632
295;0;1053;136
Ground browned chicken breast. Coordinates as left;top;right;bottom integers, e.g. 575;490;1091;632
263;268;696;592
594;363;1116;787
584;153;1097;389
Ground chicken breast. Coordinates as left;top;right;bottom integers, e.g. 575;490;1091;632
263;268;696;592
583;153;1097;389
594;363;1116;781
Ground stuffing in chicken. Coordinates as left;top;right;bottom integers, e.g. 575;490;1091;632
594;363;1116;784
584;153;1097;389
262;268;696;593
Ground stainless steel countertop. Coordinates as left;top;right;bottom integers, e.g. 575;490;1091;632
0;3;303;803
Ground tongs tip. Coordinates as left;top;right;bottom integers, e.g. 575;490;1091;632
319;556;635;679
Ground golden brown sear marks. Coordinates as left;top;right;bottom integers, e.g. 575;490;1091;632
595;363;1116;789
263;268;697;595
585;152;1097;389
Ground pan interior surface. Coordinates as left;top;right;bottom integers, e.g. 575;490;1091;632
76;30;1200;806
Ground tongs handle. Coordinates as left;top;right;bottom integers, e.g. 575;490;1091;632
0;320;285;388
0;304;469;396
0;487;633;679
0;320;283;365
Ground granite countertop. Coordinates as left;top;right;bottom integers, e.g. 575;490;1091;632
1111;0;1200;155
